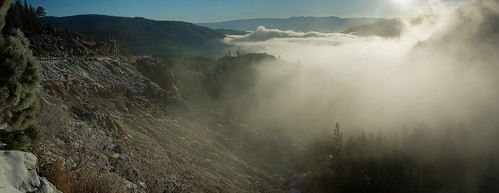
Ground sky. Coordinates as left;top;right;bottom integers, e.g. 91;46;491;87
25;0;466;23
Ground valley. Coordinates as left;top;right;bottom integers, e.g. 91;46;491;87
1;0;499;193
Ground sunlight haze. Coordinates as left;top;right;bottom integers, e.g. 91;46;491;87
27;0;467;22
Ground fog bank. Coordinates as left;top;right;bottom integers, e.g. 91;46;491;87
225;0;499;138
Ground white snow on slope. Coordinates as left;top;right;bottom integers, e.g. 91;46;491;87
0;151;60;193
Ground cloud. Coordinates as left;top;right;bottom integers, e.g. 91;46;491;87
227;26;356;42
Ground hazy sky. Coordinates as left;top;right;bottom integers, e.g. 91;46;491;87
26;0;466;23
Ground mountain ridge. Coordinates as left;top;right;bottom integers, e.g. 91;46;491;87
198;16;387;32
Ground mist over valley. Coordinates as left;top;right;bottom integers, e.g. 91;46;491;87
1;0;498;192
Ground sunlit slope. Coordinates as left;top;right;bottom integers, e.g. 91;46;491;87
38;53;298;192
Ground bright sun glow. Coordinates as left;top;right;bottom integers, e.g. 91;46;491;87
394;0;413;6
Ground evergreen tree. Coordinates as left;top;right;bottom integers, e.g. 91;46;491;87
28;4;41;31
2;0;43;34
0;0;7;30
21;0;28;24
4;0;21;32
331;122;345;169
0;0;42;149
35;6;45;17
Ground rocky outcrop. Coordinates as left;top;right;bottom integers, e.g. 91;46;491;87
134;57;180;99
0;151;61;193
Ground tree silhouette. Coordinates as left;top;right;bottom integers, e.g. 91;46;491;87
3;0;43;34
331;122;345;169
36;6;45;17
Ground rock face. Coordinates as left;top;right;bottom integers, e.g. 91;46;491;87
0;151;61;193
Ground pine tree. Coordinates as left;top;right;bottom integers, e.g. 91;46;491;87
35;6;45;17
3;0;22;32
330;122;344;169
0;0;8;30
2;0;43;34
0;0;41;149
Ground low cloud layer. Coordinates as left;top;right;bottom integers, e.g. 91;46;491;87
227;26;355;42
224;0;499;141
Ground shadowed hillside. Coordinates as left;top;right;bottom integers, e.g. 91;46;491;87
44;14;229;57
343;15;438;38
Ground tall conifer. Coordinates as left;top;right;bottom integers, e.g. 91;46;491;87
0;0;41;149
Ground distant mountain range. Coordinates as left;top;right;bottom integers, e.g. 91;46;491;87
42;15;394;57
198;16;387;32
44;14;228;57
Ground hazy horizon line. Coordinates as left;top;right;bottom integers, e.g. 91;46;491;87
42;13;395;24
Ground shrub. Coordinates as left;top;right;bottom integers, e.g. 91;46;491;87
44;159;125;193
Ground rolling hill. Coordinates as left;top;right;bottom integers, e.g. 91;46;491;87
44;14;228;57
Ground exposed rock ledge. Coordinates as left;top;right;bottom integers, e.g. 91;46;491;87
0;151;61;193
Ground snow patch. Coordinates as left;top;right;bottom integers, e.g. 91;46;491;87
0;151;61;193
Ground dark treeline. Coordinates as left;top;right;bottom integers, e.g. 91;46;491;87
3;0;44;35
296;123;499;193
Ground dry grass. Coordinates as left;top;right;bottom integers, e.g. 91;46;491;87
37;95;132;193
44;159;126;193
36;76;289;193
45;159;74;192
37;96;72;139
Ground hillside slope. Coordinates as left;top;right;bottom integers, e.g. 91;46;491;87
343;19;406;38
32;30;300;191
44;15;228;57
343;15;437;38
